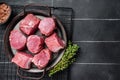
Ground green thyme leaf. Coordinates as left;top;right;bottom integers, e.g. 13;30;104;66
49;41;79;77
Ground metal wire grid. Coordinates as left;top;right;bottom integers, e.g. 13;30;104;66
0;5;73;80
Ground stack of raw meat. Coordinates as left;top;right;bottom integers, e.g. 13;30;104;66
9;14;66;69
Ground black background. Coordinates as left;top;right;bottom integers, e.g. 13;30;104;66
1;0;120;80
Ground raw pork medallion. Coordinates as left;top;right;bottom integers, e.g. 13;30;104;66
45;33;65;53
38;18;56;36
20;14;40;35
32;49;51;69
9;30;26;50
12;52;33;69
27;35;44;54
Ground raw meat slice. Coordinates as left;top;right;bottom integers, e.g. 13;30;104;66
27;35;44;54
38;18;56;36
11;52;33;69
20;14;40;35
9;30;26;50
32;48;51;69
45;33;65;52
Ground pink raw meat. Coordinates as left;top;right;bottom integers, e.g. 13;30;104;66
20;14;40;35
9;30;26;50
45;33;65;53
32;48;51;69
27;35;44;54
38;18;56;36
11;52;33;69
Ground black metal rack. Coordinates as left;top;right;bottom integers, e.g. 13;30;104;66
0;5;73;80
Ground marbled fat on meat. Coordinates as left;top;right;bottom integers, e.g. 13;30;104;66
9;30;26;50
32;49;51;69
45;33;65;53
27;35;44;54
38;18;56;36
20;14;40;35
11;52;33;69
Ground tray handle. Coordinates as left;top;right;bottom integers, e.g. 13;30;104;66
17;67;46;80
23;3;51;16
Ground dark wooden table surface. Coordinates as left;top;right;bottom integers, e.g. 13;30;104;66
1;0;120;80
